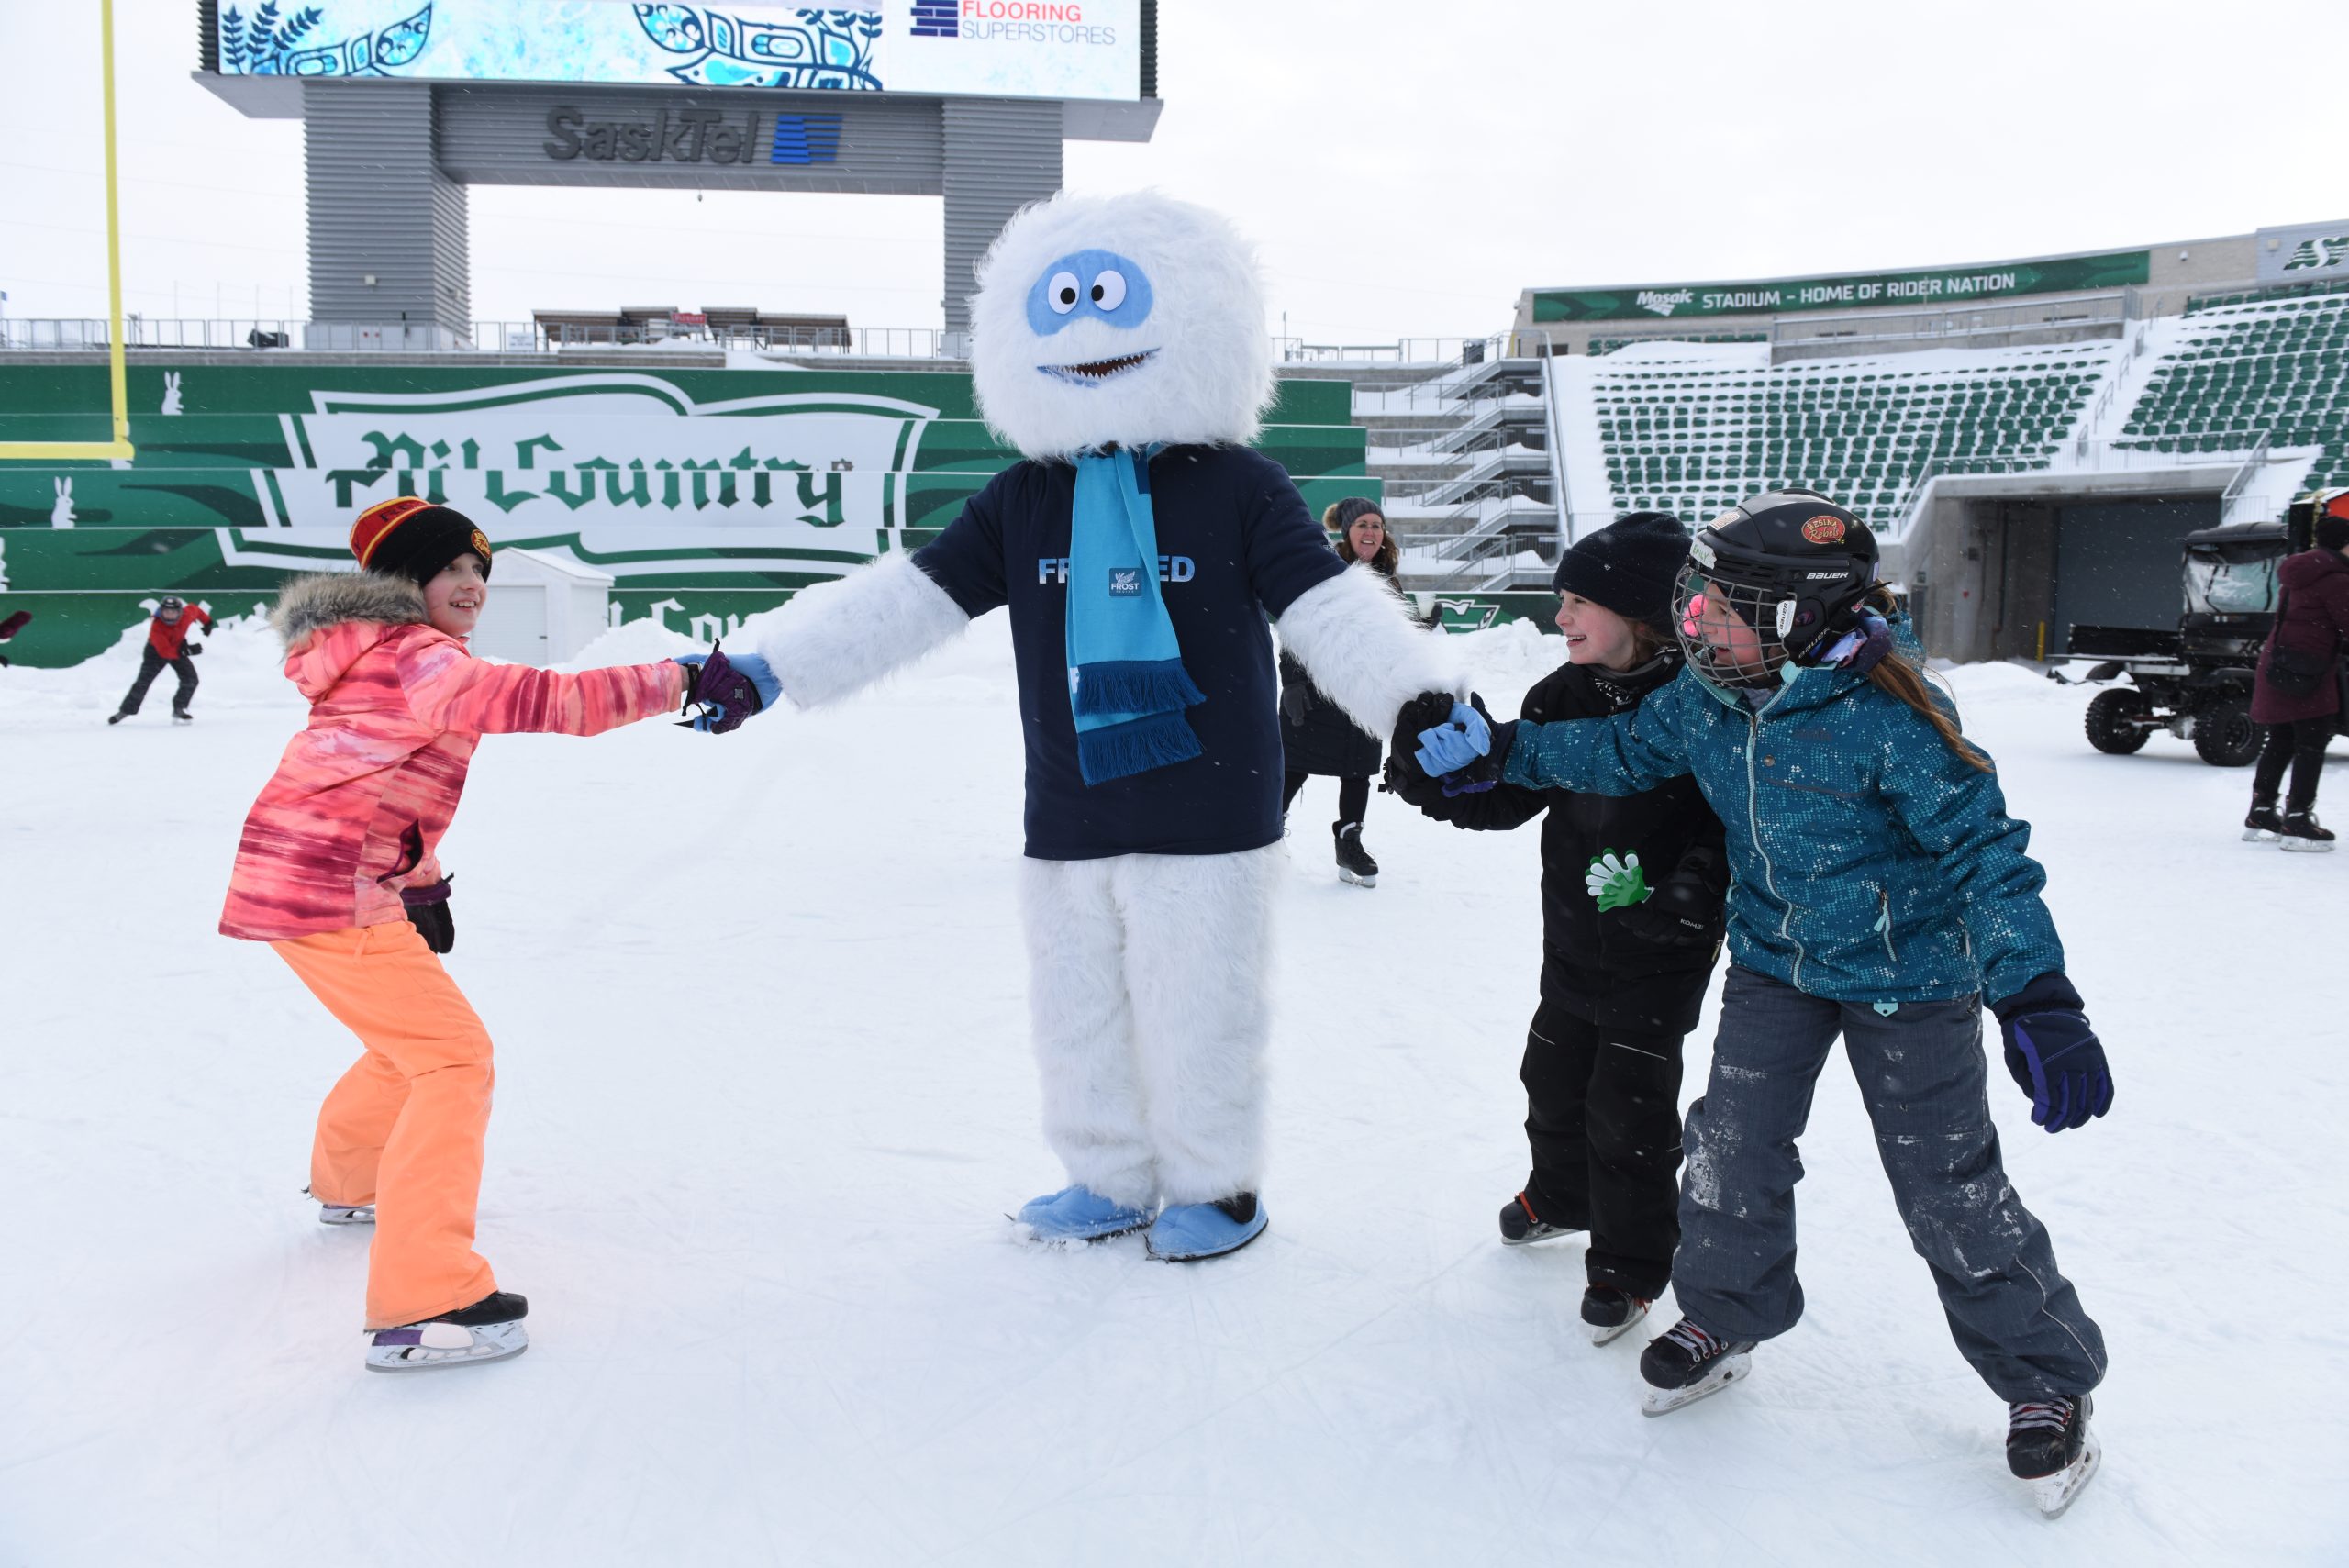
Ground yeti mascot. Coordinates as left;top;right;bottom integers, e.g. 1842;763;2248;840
753;192;1457;1260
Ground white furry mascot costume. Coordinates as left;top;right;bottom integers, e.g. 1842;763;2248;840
755;192;1456;1260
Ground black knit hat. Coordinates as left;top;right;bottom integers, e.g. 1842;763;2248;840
2317;514;2349;552
1553;511;1689;631
351;496;494;588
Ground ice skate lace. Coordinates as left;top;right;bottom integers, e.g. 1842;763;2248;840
1662;1319;1724;1359
2008;1399;2073;1435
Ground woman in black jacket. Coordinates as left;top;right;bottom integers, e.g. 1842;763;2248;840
1280;497;1411;886
1396;512;1728;1343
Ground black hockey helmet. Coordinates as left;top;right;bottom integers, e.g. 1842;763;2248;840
1671;488;1880;688
157;595;186;621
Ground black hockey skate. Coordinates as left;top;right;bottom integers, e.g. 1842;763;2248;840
366;1290;529;1374
2007;1394;2099;1518
2243;794;2282;842
2279;809;2336;852
1497;1192;1579;1247
1580;1284;1652;1346
1333;822;1378;888
1639;1317;1754;1415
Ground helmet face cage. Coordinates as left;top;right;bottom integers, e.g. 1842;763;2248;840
1672;559;1798;688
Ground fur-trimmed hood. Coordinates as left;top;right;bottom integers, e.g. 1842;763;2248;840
271;571;427;648
269;571;437;701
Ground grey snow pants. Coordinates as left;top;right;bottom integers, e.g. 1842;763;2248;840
1673;964;2108;1402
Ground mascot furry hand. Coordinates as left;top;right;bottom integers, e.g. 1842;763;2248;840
755;191;1459;1260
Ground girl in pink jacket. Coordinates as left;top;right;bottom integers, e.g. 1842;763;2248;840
220;496;774;1373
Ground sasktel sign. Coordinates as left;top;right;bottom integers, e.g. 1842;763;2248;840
543;107;844;167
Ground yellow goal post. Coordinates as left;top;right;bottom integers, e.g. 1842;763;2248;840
0;0;134;462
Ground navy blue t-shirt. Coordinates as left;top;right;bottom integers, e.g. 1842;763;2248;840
913;444;1347;860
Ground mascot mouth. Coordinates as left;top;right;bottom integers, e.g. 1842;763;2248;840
1039;349;1157;386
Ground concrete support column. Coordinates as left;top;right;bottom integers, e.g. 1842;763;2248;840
305;82;471;344
940;99;1063;335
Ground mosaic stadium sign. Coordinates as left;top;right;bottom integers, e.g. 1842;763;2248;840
212;0;1141;99
1531;250;2153;323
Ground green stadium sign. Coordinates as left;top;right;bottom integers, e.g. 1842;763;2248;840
1531;251;2152;324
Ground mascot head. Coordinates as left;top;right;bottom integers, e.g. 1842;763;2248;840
969;191;1275;462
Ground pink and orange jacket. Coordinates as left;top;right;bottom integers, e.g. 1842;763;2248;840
220;573;685;941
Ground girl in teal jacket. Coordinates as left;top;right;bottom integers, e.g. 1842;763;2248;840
1399;491;2112;1518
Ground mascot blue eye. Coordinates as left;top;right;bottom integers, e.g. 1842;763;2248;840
1026;250;1153;336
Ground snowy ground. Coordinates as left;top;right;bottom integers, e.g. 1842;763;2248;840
3;613;2345;1565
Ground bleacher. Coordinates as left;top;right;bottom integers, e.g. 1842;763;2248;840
2118;293;2349;489
1591;342;2114;533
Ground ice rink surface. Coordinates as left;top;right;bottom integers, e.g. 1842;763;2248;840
4;611;2343;1564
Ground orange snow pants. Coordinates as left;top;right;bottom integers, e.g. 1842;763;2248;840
273;920;498;1330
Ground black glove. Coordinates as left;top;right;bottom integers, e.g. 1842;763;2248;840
401;877;455;955
1386;691;1459;798
1613;866;1723;948
1279;684;1308;727
184;641;204;657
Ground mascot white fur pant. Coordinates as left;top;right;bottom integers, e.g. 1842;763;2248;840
755;192;1455;1260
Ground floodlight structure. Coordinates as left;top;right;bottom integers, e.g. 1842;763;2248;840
0;0;134;462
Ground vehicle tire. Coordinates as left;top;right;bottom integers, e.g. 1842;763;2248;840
2191;693;2261;767
2083;688;2153;755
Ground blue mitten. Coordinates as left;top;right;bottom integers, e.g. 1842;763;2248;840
674;645;782;734
1994;973;2113;1134
1414;700;1489;775
1819;609;1893;673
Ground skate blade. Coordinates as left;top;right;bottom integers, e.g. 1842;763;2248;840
1337;869;1377;888
1498;1224;1581;1247
2026;1433;2100;1518
1641;1352;1749;1416
2279;839;2336;853
318;1205;375;1226
1588;1303;1651;1346
2242;828;2278;842
365;1318;528;1373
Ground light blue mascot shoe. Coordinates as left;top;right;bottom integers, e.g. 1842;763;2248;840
1146;1194;1267;1262
1014;1184;1152;1242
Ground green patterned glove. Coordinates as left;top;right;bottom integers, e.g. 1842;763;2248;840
1585;851;1649;912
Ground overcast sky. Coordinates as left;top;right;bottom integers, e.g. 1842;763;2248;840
3;0;2343;343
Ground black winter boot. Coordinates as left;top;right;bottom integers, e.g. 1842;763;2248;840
1333;821;1378;887
2279;807;2336;852
2243;792;2282;842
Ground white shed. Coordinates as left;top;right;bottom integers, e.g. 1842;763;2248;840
470;547;615;665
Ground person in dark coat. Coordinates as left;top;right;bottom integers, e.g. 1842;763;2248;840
1391;511;1727;1342
109;595;214;725
2245;510;2349;850
0;608;28;666
1279;497;1412;886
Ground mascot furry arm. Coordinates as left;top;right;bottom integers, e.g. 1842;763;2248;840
752;551;967;708
1274;563;1462;740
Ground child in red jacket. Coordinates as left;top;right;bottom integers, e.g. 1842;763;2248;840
108;595;214;724
221;496;776;1373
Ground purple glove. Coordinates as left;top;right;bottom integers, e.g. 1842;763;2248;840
674;644;780;735
1994;973;2113;1134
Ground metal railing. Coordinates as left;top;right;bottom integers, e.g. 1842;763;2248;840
1769;294;2131;355
0;317;1535;368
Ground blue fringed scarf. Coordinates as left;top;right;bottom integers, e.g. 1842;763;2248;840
1065;446;1205;784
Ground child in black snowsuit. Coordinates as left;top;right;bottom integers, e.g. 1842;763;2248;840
1397;513;1725;1342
